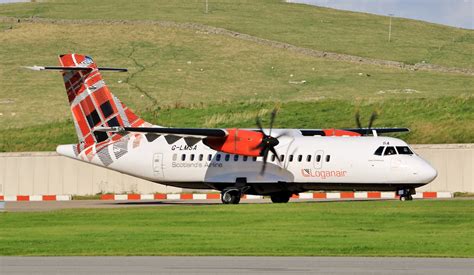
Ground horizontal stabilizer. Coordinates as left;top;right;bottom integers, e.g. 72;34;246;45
24;66;127;72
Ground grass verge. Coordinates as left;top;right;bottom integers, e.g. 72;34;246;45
0;200;473;256
454;192;474;198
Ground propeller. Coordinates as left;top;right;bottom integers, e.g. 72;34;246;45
354;110;379;135
254;108;288;175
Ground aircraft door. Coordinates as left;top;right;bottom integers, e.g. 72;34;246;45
313;150;324;169
153;153;165;180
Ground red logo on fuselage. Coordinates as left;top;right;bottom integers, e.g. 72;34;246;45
301;169;347;179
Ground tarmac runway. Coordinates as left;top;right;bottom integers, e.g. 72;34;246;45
3;199;265;212
2;198;402;212
1;256;473;274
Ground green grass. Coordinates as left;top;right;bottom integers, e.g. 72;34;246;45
1;97;473;152
0;200;473;256
1;0;472;69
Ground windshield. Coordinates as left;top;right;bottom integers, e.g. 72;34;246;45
374;146;384;156
384;146;397;156
396;146;413;155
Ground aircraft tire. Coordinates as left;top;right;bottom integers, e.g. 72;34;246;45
221;190;241;204
399;194;413;201
270;193;291;203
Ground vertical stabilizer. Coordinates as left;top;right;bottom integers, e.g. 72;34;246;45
58;54;147;151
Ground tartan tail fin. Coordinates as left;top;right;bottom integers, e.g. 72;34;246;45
58;54;146;147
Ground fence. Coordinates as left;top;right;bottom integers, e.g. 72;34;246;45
0;144;472;196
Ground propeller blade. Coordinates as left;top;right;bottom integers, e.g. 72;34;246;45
269;147;282;165
269;108;278;136
275;130;290;139
256;117;264;134
355;110;362;129
367;111;378;130
260;147;270;175
251;142;265;151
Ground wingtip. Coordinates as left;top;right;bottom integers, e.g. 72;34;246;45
23;65;44;71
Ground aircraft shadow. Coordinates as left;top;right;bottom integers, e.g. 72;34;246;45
115;198;394;206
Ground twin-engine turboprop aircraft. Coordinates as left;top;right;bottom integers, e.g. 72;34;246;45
28;54;437;204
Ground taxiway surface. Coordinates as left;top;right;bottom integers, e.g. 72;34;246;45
1;256;473;274
3;198;402;212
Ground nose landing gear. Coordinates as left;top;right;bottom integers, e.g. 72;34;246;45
397;188;414;201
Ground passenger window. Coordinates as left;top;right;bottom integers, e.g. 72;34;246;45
326;155;331;162
190;154;195;161
396;146;413;155
280;155;285;162
289;155;294;162
199;154;203;161
374;146;384;156
252;157;257;162
225;154;230;161
181;154;186;161
234;155;239;161
306;155;311;162
271;155;276;162
208;154;212;161
243;156;248;162
172;154;177;161
298;155;303;162
316;155;321;162
384;146;397;156
216;154;221;161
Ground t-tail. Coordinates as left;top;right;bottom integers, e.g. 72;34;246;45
28;54;150;160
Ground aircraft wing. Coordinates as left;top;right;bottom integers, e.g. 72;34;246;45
96;126;409;138
95;126;227;138
300;127;410;136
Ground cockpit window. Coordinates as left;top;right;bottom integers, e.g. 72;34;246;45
374;146;384;156
396;146;413;155
384;146;397;156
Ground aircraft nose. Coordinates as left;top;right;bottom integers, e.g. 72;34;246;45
419;161;438;183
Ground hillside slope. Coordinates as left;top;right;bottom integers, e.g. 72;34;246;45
0;0;472;69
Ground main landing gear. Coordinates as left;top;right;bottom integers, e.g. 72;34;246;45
270;192;291;203
397;188;414;201
221;189;241;204
221;185;250;204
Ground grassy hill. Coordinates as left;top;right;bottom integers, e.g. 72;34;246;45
1;0;472;69
0;1;472;151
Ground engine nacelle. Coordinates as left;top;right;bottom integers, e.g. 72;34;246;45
323;128;361;136
203;128;263;157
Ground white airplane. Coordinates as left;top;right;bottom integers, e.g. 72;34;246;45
29;54;437;204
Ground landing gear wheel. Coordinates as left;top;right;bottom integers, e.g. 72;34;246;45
397;188;414;201
221;190;241;204
399;194;413;201
270;193;291;203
